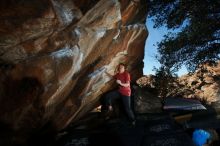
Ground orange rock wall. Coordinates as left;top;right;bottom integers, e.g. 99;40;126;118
0;0;148;134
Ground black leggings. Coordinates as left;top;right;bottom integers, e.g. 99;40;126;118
105;90;135;121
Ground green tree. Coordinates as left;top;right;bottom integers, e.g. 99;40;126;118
153;66;177;98
149;0;220;72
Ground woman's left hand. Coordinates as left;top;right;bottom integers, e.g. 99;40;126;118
116;80;122;85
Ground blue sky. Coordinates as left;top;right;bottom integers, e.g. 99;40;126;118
143;18;188;76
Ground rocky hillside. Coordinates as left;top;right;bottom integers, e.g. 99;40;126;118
176;61;220;104
0;0;147;144
137;61;220;106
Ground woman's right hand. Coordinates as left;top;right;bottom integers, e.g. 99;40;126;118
105;71;113;78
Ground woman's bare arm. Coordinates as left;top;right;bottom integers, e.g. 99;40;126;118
117;80;130;87
105;71;114;78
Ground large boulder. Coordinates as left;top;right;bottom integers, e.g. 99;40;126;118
0;0;148;143
133;85;162;113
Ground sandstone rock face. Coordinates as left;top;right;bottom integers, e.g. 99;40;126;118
0;0;147;140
